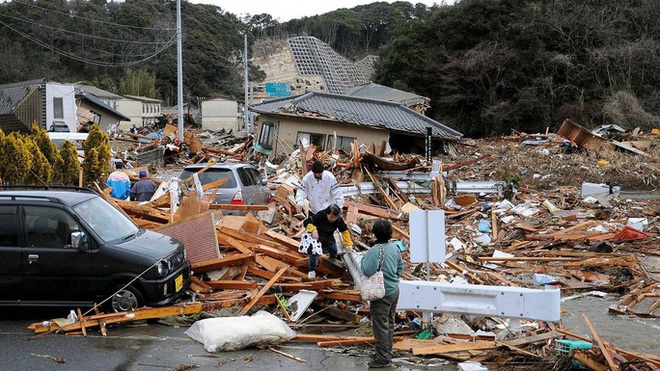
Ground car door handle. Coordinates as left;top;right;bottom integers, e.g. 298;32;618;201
28;254;39;264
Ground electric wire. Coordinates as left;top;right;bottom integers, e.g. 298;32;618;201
0;18;176;67
10;0;176;31
0;12;175;45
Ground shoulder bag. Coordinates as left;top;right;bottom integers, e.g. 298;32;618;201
360;244;386;301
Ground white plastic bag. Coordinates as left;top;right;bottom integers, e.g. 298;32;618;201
185;310;296;352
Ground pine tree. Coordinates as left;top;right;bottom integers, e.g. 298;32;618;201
59;140;82;186
32;124;64;182
25;137;53;185
2;132;33;184
82;124;111;185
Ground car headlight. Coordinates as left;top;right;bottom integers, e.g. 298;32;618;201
156;260;169;277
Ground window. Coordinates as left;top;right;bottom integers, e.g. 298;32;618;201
297;131;326;149
0;206;18;247
24;206;83;248
179;168;237;188
53;97;64;119
327;135;355;152
237;167;262;186
258;122;275;149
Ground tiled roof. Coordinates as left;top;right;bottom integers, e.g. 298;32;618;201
347;82;428;107
76;85;123;100
250;91;462;140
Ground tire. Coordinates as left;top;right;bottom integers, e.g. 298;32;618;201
107;284;144;312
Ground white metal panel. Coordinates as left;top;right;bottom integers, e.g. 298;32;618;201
45;83;77;132
397;280;561;322
409;210;446;263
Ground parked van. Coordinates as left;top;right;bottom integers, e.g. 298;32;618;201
0;187;190;312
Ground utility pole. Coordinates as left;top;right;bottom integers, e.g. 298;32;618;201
243;33;250;133
176;0;184;141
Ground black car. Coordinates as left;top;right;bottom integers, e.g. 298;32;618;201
0;187;190;312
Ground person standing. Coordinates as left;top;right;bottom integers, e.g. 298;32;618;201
360;219;404;368
105;161;131;200
303;204;353;279
296;161;343;215
130;170;157;202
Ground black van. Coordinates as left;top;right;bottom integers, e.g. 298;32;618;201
0;187;190;312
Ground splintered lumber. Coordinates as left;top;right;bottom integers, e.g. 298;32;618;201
191;253;254;273
317;336;405;347
573;351;609;371
362;166;397;209
444;260;484;284
217;233;253;255
116;200;170;222
264;230;300;251
345;200;401;219
253;244;307;265
28;303;202;334
219;226;273;245
318;305;363;323
209;204;269;211
272;279;346;292
189;276;213;294
412;341;497;356
582;313;617;371
205;280;258;290
240;267;287;315
442;154;492;171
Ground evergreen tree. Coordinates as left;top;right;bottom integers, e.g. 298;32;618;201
25;137;53;185
59;140;82;186
1;132;33;184
32;124;64;182
82;124;111;185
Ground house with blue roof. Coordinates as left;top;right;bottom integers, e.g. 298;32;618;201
249;91;462;156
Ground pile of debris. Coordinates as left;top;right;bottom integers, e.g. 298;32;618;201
28;121;659;370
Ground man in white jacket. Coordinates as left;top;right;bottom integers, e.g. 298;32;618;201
296;161;344;215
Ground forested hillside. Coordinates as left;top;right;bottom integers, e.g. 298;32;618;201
1;0;658;137
375;0;660;136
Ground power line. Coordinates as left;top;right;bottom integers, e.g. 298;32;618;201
0;12;175;45
10;0;176;31
0;18;176;67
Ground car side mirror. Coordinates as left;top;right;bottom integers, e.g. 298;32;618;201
71;231;87;251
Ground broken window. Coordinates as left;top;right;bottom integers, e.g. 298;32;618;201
327;135;355;152
53;97;64;119
297;131;326;149
258;122;275;149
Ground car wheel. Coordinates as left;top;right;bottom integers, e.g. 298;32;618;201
108;284;144;312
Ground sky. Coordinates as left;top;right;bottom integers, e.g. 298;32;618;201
189;0;445;22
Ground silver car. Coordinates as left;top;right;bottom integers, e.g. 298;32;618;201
179;163;270;214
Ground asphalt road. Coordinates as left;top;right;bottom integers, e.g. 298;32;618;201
0;308;456;371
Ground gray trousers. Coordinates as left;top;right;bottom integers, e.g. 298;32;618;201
370;288;399;362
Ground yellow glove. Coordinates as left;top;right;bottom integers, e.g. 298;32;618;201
306;224;317;233
341;230;353;247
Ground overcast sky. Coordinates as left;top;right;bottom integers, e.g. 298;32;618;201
189;0;446;22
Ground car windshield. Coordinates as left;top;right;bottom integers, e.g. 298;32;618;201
72;197;139;243
179;168;237;188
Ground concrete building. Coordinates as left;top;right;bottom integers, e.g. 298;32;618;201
201;96;240;132
118;95;163;129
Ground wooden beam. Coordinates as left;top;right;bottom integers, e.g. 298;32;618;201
209;204;269;211
240;267;287;315
582;313;618;371
412;341;497;356
205;280;258;290
191;253;254;273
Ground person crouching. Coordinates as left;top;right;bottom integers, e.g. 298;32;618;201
303;204;353;279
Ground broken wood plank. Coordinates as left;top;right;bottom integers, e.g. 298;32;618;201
412;341;497;356
239;267;287;315
582;313;618;371
191;253;254;273
205;280;258;290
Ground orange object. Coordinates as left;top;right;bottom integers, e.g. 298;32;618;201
612;226;650;240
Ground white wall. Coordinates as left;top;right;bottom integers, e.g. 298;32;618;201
116;99;143;130
45;83;77;133
201;99;240;131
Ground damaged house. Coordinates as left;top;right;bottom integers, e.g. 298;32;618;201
0;79;77;133
250;91;462;156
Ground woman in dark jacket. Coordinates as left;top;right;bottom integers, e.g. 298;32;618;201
360;219;404;368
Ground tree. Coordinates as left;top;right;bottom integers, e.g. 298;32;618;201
1;132;33;184
59;140;81;186
25;137;53;185
82;124;111;186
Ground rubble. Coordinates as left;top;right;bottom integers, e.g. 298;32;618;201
28;121;660;370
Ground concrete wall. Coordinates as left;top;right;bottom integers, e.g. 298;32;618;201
201;99;240;131
255;114;387;155
116;99;142;129
45;83;77;133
